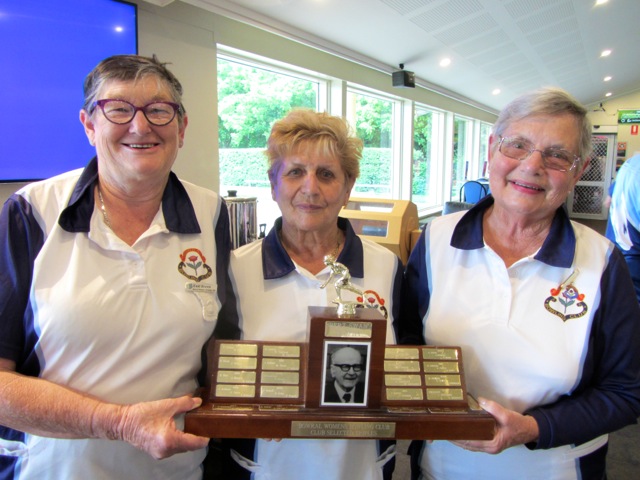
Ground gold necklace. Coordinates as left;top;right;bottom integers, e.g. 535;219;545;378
329;239;341;259
97;185;111;228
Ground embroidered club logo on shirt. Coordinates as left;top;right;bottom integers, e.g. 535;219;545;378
178;248;213;282
544;282;588;321
357;289;388;319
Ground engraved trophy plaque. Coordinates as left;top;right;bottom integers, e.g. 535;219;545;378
185;263;495;440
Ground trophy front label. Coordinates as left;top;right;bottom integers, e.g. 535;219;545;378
324;321;373;338
262;358;300;371
291;421;395;438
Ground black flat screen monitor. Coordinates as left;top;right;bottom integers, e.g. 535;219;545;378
0;0;138;182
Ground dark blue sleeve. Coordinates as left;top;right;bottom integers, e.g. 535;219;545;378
527;248;640;448
397;226;428;345
0;195;44;366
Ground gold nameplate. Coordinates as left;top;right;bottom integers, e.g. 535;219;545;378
385;374;422;387
324;321;373;339
260;385;299;399
217;370;257;384
261;371;299;385
219;343;258;356
384;360;421;372
424;374;462;387
263;345;301;357
385;347;420;359
262;358;300;371
386;388;424;401
423;361;459;373
215;384;256;398
291;421;395;438
422;348;459;360
218;356;258;370
426;388;464;401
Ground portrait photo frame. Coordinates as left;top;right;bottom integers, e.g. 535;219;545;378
321;341;371;407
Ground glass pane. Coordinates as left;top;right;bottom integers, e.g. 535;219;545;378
479;123;492;178
218;57;319;232
451;117;469;201
347;90;393;198
412;109;436;209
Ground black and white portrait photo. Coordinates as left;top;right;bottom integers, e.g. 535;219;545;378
321;342;370;406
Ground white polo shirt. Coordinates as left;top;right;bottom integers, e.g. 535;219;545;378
0;158;239;479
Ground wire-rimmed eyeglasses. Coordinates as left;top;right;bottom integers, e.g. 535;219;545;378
332;363;363;372
92;99;181;126
498;136;581;172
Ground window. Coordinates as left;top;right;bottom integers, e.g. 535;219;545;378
451;115;473;201
217;54;324;230
346;88;397;198
478;122;492;178
412;107;444;211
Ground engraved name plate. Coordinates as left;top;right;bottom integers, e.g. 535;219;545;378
261;371;299;385
260;385;300;399
215;384;256;397
426;388;464;401
219;343;258;356
386;388;424;401
218;356;258;370
384;360;421;372
217;370;257;384
385;374;422;387
424;374;461;387
423;361;459;373
385;347;420;360
263;345;301;357
262;358;300;371
422;348;459;360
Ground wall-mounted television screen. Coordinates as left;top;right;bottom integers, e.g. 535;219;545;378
0;0;137;182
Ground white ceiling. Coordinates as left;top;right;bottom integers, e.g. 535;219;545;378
181;0;640;114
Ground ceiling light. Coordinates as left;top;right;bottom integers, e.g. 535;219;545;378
605;92;612;97
492;89;501;95
595;0;609;5
439;58;451;67
600;49;612;57
604;76;612;82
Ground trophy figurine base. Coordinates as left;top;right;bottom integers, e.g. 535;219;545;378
185;395;495;440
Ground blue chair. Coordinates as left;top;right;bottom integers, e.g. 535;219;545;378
459;180;488;203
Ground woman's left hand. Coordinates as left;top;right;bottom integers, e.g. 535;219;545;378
451;397;539;454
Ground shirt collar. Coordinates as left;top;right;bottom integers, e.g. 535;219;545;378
450;195;576;268
262;216;364;279
58;157;201;234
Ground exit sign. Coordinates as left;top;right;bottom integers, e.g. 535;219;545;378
618;110;640;124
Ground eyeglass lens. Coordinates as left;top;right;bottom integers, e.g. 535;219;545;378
333;364;363;372
95;99;178;126
499;137;577;171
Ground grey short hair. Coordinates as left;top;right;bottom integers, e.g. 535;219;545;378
492;87;592;162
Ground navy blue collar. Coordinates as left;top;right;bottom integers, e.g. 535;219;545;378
58;157;201;234
450;195;576;268
262;217;364;280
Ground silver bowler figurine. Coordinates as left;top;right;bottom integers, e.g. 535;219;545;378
319;255;364;316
